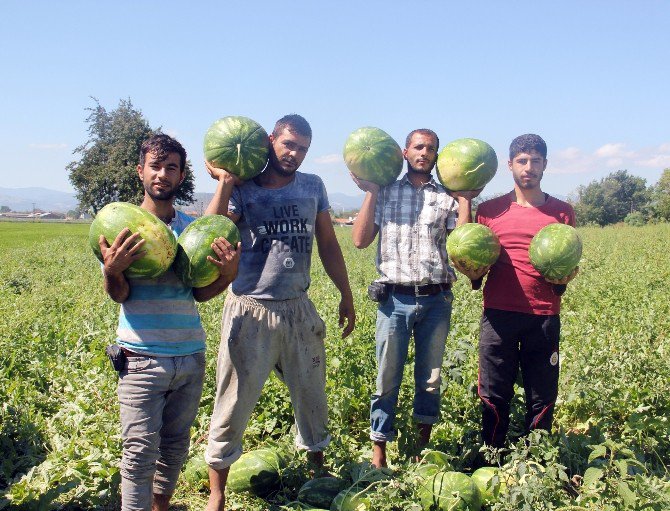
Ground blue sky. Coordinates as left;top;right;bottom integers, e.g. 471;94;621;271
2;1;669;201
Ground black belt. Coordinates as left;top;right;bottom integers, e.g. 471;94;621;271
390;282;451;296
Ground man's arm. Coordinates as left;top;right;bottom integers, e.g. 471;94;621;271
192;238;241;302
450;189;482;228
98;228;146;303
314;210;355;338
350;173;380;249
204;161;242;223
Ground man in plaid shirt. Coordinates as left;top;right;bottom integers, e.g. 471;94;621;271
351;128;478;467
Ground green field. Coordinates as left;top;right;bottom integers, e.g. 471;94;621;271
1;221;669;510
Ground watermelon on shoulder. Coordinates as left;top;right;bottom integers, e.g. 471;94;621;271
204;116;269;180
436;138;498;191
172;214;240;288
89;201;177;279
343;127;403;186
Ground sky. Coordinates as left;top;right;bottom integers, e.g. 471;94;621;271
2;1;669;202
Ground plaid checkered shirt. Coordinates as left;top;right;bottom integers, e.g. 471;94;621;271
373;174;459;285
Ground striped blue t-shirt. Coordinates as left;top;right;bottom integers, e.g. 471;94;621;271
116;210;206;356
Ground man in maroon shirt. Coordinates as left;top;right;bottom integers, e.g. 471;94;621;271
457;134;578;448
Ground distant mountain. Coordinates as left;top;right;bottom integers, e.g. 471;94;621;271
0;187;78;213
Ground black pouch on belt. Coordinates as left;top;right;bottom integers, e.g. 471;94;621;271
367;281;389;302
105;344;127;372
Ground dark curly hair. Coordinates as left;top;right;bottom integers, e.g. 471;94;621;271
272;114;312;139
509;134;547;160
139;134;187;171
405;129;439;150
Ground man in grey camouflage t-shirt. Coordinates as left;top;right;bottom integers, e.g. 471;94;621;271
202;114;355;511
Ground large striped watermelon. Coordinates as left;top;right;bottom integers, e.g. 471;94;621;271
204;116;269;180
182;453;209;490
418;471;482;511
89;202;177;279
447;223;501;273
436;138;498;191
529;223;582;280
343;127;403;186
227;448;286;496
173;215;240;288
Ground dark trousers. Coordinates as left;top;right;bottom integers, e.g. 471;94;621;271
478;308;561;447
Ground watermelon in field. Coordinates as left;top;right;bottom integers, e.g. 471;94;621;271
182;453;209;490
343;127;403;186
204;116;269;180
298;477;347;509
418;471;482;511
471;466;503;505
330;485;371;511
89;202;177;279
436;138;498;191
529;223;582;281
447;223;501;274
227;448;286;496
173;215;240;288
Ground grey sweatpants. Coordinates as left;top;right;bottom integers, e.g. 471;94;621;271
206;292;330;469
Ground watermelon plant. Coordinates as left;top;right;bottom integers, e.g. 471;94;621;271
470;466;502;505
529;223;582;280
343;127;404;186
89;201;177;278
173;214;241;287
447;223;500;274
436;138;498;191
203;116;269;180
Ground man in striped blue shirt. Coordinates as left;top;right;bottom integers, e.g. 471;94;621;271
96;134;239;511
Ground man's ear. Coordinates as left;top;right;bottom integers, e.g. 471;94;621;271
402;148;408;161
137;163;144;179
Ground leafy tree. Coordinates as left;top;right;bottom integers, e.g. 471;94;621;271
67;98;195;213
574;170;651;226
650;168;670;221
0;206;10;213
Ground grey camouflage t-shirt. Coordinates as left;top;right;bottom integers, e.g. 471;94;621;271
229;172;330;299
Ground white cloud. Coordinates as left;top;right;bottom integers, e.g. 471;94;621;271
549;141;670;175
313;154;341;164
29;143;67;150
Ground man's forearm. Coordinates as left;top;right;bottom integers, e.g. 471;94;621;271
352;191;378;248
104;271;130;303
205;177;234;216
193;273;233;302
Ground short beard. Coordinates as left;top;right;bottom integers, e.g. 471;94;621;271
407;162;434;175
145;185;177;201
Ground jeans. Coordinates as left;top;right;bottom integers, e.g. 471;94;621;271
370;289;453;442
117;352;205;511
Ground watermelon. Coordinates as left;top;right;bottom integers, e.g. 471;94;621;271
330;485;371;511
172;215;240;288
529;223;582;281
343;127;403;186
416;450;453;478
436;138;498;191
298;477;347;509
471;466;502;505
227;448;285;496
182;453;209;490
203;116;269;180
447;223;501;273
89;202;177;279
418;471;482;511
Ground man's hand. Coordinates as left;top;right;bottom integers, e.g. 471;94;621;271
207;238;241;283
350;172;380;194
449;188;483;200
99;228;146;276
451;257;491;282
205;160;244;186
545;266;579;285
338;295;355;339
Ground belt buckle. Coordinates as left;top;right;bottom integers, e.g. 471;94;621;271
415;284;430;297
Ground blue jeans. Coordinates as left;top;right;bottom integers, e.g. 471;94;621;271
117;352;205;511
370;289;453;442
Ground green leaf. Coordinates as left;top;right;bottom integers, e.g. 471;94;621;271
583;466;604;487
617;480;637;507
588;444;608;463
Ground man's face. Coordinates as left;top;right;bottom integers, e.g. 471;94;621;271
269;128;311;177
508;150;547;190
137;151;184;200
403;133;438;174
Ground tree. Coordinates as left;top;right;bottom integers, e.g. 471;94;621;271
0;206;10;213
68;98;195;214
573;170;651;226
650;168;670;221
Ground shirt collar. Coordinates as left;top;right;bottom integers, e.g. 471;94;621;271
399;173;439;190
